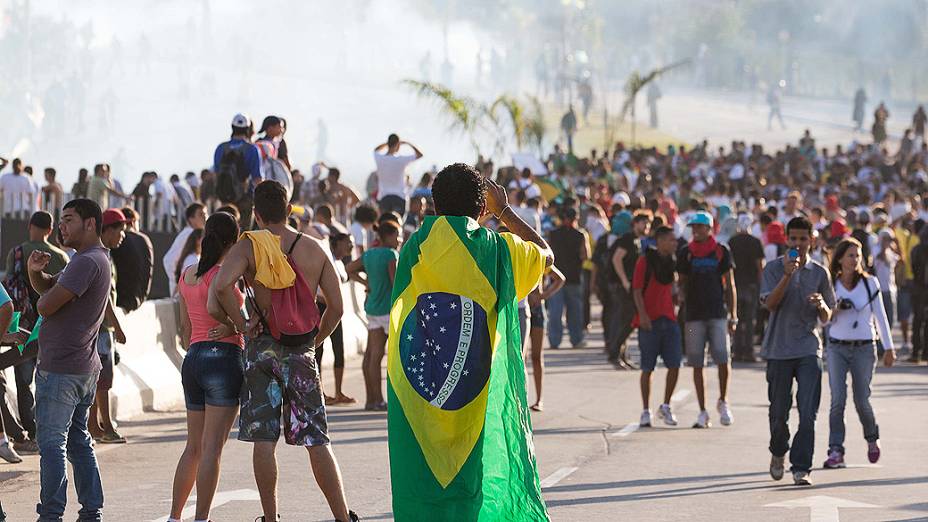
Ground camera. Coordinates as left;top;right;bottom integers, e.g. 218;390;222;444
837;298;854;311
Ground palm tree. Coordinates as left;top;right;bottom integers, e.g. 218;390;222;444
488;94;526;156
618;59;691;146
402;79;483;155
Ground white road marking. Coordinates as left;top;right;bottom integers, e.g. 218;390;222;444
540;466;579;489
150;489;260;522
610;423;640;438
670;389;690;403
764;495;879;522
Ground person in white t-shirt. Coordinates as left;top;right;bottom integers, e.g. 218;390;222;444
163;202;208;296
373;133;423;218
508;168;542;200
0;158;38;216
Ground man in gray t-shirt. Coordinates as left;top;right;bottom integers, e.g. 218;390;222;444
27;199;110;520
759;217;834;487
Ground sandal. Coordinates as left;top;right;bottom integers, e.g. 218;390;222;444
336;394;357;405
530;402;544;412
325;394;338;406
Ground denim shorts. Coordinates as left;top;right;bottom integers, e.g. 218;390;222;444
685;319;730;367
638;317;683;372
239;334;329;447
181;341;244;410
96;331;114;391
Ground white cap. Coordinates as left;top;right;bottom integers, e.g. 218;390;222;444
231;113;251;128
611;191;631;207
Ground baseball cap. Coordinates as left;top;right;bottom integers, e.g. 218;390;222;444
687;210;713;227
231;113;251;128
102;208;128;227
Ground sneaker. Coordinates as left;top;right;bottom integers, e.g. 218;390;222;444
769;455;785;481
823;448;846;469
572;340;587;349
792;471;813;486
639;409;652;428
255;516;281;522
657;404;678;426
12;439;38;455
99;431;127;444
0;441;22;464
336;510;360;522
692;410;711;429
717;399;734;426
867;440;881;463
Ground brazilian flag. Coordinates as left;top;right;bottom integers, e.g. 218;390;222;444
387;215;549;521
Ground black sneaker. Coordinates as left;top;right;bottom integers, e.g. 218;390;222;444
336;511;360;522
255;515;281;522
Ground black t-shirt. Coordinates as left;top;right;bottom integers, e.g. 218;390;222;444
728;233;764;287
548;225;585;284
676;242;733;320
616;232;641;283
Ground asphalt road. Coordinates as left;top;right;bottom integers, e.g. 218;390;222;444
2;308;926;522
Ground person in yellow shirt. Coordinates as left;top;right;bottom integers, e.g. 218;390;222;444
894;217;919;352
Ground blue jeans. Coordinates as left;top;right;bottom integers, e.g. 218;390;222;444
35;370;104;521
766;355;822;473
546;283;584;348
826;341;879;453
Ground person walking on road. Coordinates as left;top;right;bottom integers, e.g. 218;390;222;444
760;216;835;486
169;211;244;522
210;181;357;522
607;212;650;368
27;199;111;521
346;220;401;411
823;238;896;470
546;206;590;350
633;226;682;428
524;265;566;412
728;214;765;362
677;211;737;429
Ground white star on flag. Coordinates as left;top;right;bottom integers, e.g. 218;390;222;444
421;351;426;357
439;327;446;333
411;354;417;361
463;370;469;376
406;334;413;341
430;303;437;310
443;363;449;369
450;302;457;309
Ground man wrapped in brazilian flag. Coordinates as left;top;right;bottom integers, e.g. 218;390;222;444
387;163;555;521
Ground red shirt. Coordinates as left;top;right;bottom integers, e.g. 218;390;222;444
631;255;676;326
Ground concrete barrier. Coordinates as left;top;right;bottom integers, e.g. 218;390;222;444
109;282;370;421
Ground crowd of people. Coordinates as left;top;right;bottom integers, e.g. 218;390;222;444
0;108;925;519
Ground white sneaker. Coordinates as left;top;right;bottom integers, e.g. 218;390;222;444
693;410;711;429
639;409;652;428
717;399;734;426
0;441;22;463
657;404;678;426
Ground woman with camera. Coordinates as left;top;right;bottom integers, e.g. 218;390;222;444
824;238;896;469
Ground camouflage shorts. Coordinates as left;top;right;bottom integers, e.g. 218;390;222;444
238;334;330;446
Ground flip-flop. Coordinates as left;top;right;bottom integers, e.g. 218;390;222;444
336;395;358;405
530;403;544;412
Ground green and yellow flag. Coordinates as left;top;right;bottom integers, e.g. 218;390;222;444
387;215;549;521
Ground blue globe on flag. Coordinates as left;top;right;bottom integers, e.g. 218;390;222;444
399;292;491;410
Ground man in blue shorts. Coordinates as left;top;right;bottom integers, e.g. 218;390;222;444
632;226;682;427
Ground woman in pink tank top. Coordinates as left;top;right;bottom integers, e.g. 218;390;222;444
169;212;243;522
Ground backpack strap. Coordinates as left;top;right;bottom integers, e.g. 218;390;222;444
287;232;304;257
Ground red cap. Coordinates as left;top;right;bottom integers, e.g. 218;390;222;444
830;219;849;239
102;208;128;227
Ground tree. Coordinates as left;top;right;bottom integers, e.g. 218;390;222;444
524;96;547;158
402;79;483;156
619;59;691;146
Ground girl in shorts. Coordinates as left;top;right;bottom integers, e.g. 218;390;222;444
169;212;243;522
347;220;401;411
525;266;565;412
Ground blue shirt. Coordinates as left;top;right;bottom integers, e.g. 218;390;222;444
212;138;262;183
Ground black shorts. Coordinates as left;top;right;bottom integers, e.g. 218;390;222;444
530;304;546;330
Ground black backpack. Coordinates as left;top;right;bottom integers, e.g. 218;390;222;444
592;234;623;288
216;143;250;203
